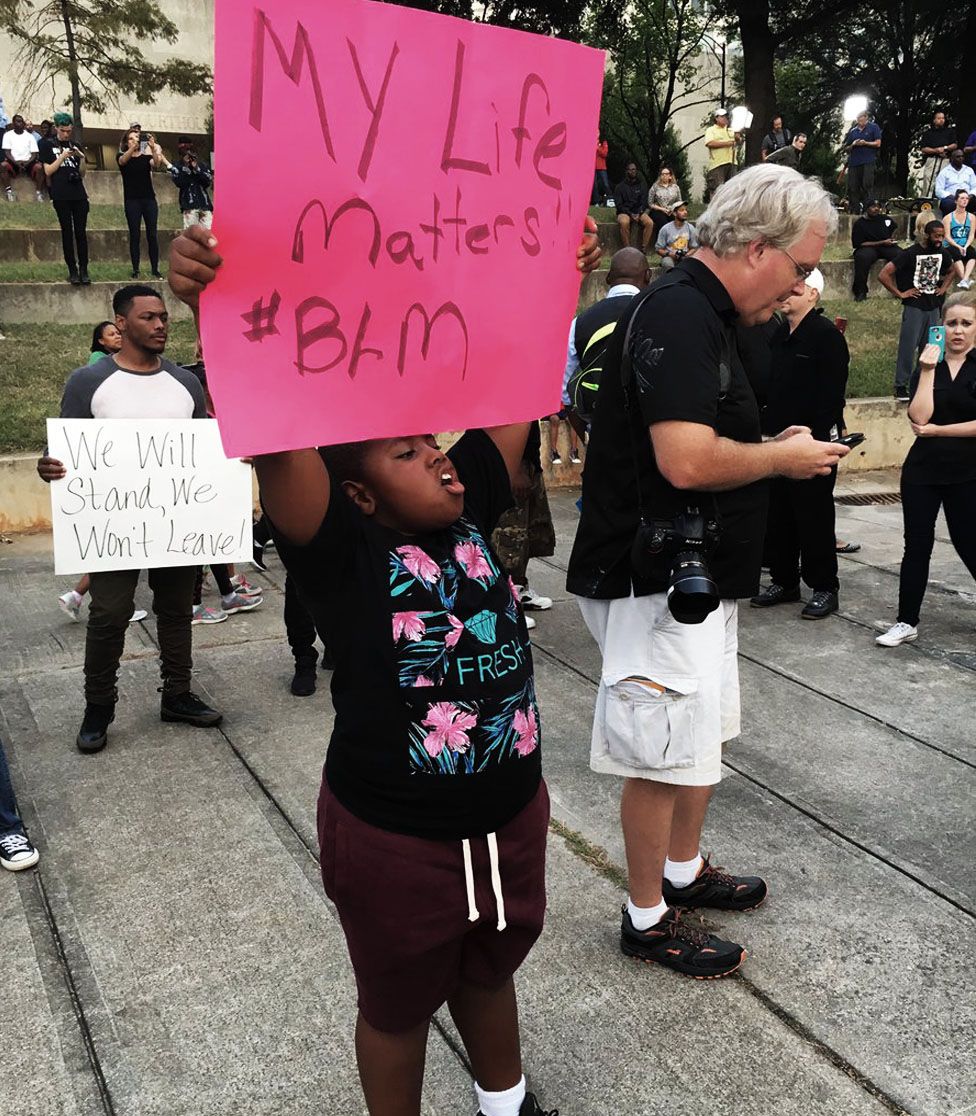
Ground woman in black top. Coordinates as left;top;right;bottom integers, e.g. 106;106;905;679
877;291;976;645
116;127;164;278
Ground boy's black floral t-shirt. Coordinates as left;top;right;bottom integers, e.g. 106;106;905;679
271;431;542;840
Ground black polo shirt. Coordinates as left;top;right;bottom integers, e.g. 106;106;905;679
920;126;957;158
567;258;768;601
763;309;849;442
851;213;898;250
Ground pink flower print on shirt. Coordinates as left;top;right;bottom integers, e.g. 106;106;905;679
422;701;478;758
397;545;441;585
413;675;435;688
512;706;538;756
454;540;492;580
393;611;427;642
445;613;464;649
508;576;521;605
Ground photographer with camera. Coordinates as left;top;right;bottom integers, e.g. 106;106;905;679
567;164;848;978
654;201;698;271
38;113;90;285
117;125;164;278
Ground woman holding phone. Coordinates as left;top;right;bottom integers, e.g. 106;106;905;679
877;291;976;645
116;126;163;278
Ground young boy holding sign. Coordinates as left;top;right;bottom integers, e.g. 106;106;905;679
169;220;600;1116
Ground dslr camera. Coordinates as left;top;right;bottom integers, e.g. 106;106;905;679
631;506;721;624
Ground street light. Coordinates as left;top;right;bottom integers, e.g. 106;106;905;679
843;94;870;122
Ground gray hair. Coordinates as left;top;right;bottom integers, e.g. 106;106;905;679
696;164;838;257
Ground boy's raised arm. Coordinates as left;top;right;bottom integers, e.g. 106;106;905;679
168;227;331;545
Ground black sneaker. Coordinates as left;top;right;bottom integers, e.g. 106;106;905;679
894;386;910;403
801;589;839;619
291;665;317;696
68;271;81;285
252;542;269;572
479;1094;558;1116
620;905;745;978
661;855;768;912
160;691;222;727
0;831;40;871
76;702;115;753
750;583;800;608
79;270;91;285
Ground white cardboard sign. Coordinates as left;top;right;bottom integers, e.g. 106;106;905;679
46;418;253;575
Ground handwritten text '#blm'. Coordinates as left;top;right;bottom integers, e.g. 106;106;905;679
240;9;582;380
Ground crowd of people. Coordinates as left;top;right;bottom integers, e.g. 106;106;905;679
3;126;975;1116
1;112;213;285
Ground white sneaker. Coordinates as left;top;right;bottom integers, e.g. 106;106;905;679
525;615;537;630
0;832;39;871
959;279;972;290
221;592;262;615
58;590;83;621
875;621;918;647
35;190;45;202
129;609;148;623
519;586;553;611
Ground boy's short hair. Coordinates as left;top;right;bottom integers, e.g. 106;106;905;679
113;283;164;316
319;441;374;482
924;219;944;235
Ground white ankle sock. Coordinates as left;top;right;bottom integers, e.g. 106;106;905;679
664;852;703;888
475;1075;526;1116
626;897;668;931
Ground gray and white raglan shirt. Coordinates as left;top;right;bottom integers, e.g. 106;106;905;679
60;356;207;420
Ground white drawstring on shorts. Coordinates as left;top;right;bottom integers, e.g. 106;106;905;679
460;833;507;931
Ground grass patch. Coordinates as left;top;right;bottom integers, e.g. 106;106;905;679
0;261;168;282
822;296;901;398
0;322;198;454
0;203;182;230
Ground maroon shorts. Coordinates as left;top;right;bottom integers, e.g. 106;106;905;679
318;780;550;1033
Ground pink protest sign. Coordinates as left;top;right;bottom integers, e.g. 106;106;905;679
201;0;605;456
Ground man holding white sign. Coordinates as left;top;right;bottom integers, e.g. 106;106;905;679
37;285;223;753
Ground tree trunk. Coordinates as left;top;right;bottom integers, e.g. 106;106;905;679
734;0;776;166
955;2;976;150
59;0;83;142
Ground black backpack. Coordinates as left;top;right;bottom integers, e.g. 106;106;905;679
566;314;621;422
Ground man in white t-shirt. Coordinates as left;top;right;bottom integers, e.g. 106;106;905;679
1;113;47;200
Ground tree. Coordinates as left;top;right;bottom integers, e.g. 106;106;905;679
0;0;211;142
589;0;715;193
385;0;590;39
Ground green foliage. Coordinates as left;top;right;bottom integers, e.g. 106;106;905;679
590;0;713;190
772;59;842;190
0;0;211;123
383;0;589;38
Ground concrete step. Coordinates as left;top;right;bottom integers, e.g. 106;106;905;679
6;168;156;206
595;211;912;255
580;256;892;310
0;226;180;262
0;280;191;324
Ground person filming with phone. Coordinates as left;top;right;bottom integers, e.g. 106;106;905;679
38;112;90;285
567;165;848;979
751;269;850;619
116;124;164;278
876;292;976;646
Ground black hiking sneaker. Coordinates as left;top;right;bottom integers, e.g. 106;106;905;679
750;583;801;608
76;702;115;753
160;691;223;727
801;590;838;619
620;905;745;979
479;1093;558;1116
290;665;317;696
662;854;768;912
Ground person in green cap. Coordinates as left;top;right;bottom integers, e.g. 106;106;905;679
38;112;91;284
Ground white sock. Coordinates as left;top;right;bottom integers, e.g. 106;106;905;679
63;589;83;605
626;897;668;931
475;1075;526;1116
664;852;703;888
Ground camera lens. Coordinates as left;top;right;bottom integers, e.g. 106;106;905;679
667;554;720;624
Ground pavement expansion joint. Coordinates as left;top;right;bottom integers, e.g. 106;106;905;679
534;640;976;922
548;813;913;1116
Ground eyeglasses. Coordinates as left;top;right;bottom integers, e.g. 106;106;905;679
773;244;816;282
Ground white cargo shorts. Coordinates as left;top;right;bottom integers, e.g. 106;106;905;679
577;592;740;786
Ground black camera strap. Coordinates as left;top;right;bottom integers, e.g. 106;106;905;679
617;273;732;526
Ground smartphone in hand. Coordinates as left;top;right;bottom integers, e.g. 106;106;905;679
834;432;866;449
928;325;946;362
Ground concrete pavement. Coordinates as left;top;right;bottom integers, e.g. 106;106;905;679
2;479;975;1116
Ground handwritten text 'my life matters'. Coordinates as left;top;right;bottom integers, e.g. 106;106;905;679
243;8;580;383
